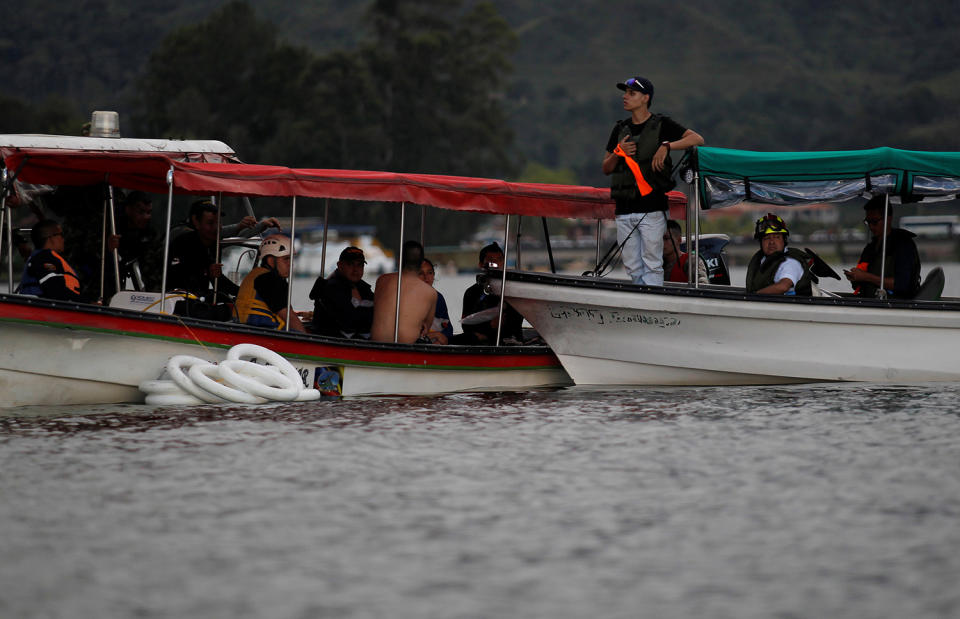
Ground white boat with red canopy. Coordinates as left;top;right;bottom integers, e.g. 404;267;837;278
0;135;639;407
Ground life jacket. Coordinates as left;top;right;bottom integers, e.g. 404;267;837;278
234;266;286;330
745;247;812;296
666;252;690;283
18;249;81;297
610;114;676;201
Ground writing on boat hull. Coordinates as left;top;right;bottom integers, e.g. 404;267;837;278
547;305;681;328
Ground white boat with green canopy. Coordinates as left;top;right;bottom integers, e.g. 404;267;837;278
497;145;960;386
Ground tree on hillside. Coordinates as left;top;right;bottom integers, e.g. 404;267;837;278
0;96;84;136
333;0;519;244
133;1;317;165
133;0;519;244
359;0;517;177
134;0;517;174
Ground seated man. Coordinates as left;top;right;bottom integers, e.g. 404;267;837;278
459;242;524;344
370;241;437;344
843;196;921;299
745;213;812;296
167;199;239;301
235;235;306;332
104;190;163;297
663;219;709;284
17;219;83;302
309;246;375;338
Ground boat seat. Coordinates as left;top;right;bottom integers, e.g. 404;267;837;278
914;267;945;301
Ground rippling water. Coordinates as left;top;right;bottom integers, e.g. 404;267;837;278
2;384;959;619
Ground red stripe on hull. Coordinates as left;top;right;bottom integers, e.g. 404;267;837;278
0;300;561;370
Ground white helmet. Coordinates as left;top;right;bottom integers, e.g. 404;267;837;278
259;234;292;259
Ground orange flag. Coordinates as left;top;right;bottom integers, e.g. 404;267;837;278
613;144;653;196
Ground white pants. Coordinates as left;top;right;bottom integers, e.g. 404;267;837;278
616;211;666;285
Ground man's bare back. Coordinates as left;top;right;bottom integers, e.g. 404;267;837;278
371;272;437;343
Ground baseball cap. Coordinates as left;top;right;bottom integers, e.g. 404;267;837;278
616;76;654;98
339;246;366;264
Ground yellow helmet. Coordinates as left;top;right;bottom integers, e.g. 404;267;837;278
754;213;789;240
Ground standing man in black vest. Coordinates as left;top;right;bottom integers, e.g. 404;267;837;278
602;76;703;285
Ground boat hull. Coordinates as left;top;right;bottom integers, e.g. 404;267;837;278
499;272;960;386
0;295;570;408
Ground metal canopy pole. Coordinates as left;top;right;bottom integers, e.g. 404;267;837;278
541;217;556;274
99;198;108;302
689;170;701;288
420;204;426;246
0;196;5;292
3;198;10;294
515;216;522;270
495;214;511;346
285;196;297;331
106;185;121;295
159;166;175;314
212;193;222;301
319;198;329;277
595;219;602;271
1;169;8;293
393;203;406;343
877;194;890;300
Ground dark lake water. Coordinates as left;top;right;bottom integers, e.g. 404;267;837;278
2;383;959;619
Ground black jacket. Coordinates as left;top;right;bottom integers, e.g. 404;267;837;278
309;270;375;337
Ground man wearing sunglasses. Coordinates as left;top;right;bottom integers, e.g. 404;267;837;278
745;213;812;296
843;196;921;298
602;76;704;286
17;219;83;302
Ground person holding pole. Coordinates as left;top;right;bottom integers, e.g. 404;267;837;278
166;199;239;302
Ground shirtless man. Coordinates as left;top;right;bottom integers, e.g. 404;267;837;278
371;241;438;344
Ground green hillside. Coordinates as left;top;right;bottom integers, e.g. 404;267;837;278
4;0;959;190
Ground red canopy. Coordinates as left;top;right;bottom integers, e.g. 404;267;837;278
4;148;686;220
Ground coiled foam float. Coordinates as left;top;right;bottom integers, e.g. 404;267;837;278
139;344;321;405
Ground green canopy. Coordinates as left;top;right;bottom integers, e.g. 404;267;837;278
694;146;960;209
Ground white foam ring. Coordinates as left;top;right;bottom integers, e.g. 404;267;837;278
138;344;321;405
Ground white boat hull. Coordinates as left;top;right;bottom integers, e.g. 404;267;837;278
501;273;960;386
0;296;570;408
